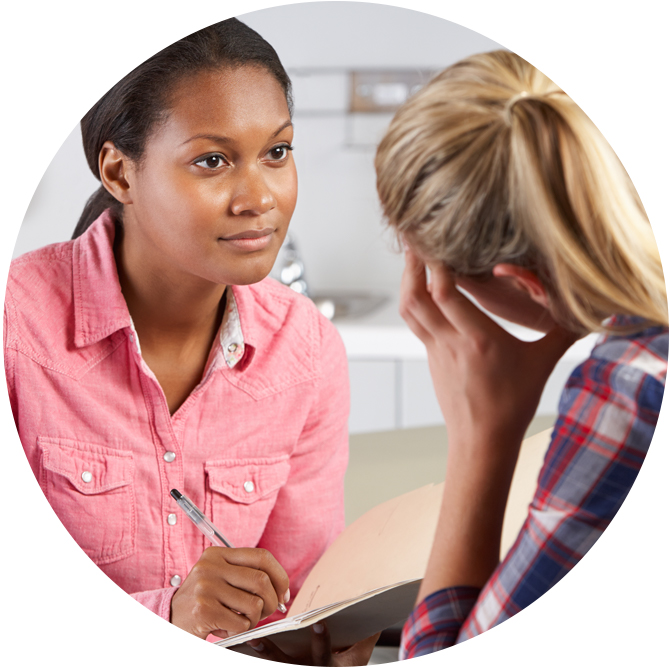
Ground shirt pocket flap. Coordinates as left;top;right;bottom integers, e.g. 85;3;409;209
205;457;290;505
40;438;134;495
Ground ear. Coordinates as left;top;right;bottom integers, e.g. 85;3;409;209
99;141;134;205
492;264;550;309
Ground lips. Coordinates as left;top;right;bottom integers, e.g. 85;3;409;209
218;227;276;253
221;228;274;241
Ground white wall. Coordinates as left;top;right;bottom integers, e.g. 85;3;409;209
241;2;500;69
16;127;99;254
14;3;501;297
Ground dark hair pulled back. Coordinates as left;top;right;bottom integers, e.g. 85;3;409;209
74;18;292;238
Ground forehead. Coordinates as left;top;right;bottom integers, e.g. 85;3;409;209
158;65;290;140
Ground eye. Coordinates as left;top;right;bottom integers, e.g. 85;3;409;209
194;154;228;170
265;144;293;162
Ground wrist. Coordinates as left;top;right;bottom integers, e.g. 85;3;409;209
423;435;522;590
443;400;536;454
446;427;524;469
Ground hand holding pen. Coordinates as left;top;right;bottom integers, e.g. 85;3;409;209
169;488;290;640
170;488;287;613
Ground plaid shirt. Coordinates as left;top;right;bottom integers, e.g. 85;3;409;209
401;317;668;659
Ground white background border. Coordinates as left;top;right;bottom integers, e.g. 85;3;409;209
1;1;668;667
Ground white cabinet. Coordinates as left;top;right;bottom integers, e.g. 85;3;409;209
345;340;598;435
339;299;598;435
348;360;397;434
400;361;444;428
348;359;443;434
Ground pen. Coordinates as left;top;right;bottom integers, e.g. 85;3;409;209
170;488;287;614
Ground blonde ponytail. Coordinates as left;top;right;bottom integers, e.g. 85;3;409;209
375;50;667;332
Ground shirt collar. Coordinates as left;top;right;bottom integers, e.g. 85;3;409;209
72;210;131;348
221;289;247;368
72;210;248;369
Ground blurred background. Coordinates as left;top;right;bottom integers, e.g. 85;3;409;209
13;0;594;509
13;0;594;513
14;4;599;661
16;2;499;294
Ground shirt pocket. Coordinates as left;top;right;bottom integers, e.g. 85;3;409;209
39;437;136;565
205;456;291;549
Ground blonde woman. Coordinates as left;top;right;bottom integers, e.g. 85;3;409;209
375;50;667;658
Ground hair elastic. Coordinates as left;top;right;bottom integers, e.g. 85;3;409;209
504;90;529;125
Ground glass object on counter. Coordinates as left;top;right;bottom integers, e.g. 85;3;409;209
271;235;388;321
272;233;310;297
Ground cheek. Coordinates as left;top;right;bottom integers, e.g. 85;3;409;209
275;166;298;217
132;167;184;215
138;171;226;227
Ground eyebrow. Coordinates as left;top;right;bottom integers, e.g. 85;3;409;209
182;120;293;145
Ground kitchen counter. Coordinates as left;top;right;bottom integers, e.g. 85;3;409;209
334;296;428;360
332;295;598;434
334;294;598;362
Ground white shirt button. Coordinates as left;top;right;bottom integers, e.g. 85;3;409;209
163;451;176;463
167;513;177;526
81;471;92;483
243;480;255;493
170;575;182;587
227;343;238;353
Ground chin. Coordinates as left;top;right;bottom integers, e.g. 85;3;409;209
214;261;276;287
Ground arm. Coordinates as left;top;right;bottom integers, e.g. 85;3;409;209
402;357;664;657
397;249;576;656
247;312;356;665
255;311;350;603
4;285;19;427
131;587;179;620
454;353;664;641
398;250;666;657
401;249;576;600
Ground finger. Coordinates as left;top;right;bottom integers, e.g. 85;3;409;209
193;600;252;638
310;622;332;666
428;262;502;336
400;248;455;340
332;632;382;667
212;580;266;630
399;299;432;343
220;562;280;620
246;637;294;664
399;247;431;339
219;548;290;614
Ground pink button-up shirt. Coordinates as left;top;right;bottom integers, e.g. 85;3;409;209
4;211;349;624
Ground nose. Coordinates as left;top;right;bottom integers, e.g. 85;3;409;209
229;165;277;216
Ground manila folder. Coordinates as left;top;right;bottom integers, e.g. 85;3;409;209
216;482;444;655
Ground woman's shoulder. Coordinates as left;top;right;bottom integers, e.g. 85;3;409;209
238;278;338;337
590;317;668;384
561;319;668;420
8;239;75;292
227;279;347;397
233;278;345;360
5;240;79;360
6;240;76;314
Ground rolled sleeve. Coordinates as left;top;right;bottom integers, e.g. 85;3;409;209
400;587;482;659
130;586;179;621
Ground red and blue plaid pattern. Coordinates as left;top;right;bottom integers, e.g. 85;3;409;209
400;318;668;659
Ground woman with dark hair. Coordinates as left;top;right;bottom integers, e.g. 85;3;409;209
5;19;373;662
